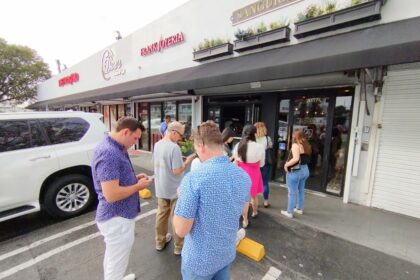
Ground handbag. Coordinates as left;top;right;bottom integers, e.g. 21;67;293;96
265;136;274;165
287;150;301;171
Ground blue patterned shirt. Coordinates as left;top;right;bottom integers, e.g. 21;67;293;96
92;136;140;222
175;156;251;276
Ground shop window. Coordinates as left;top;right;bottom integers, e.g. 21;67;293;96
103;105;110;131
138;103;149;151
150;103;162;150
178;102;192;139
110;105;118;130
163;101;176;119
118;104;126;119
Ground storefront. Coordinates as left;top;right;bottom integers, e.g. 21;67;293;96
31;0;420;218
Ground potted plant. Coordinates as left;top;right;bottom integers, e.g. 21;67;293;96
179;139;195;156
193;38;233;62
294;0;385;39
234;20;291;53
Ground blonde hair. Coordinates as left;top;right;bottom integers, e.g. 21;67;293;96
254;122;267;138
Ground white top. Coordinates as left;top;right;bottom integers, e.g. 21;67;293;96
256;136;273;150
190;157;202;171
233;141;265;167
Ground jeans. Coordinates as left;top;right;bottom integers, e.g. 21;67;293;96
155;198;184;250
286;164;309;213
97;217;135;280
260;164;271;200
182;263;231;280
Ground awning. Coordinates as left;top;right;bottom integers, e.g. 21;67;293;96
29;16;420;108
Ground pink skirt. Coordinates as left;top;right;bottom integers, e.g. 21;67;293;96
238;161;263;197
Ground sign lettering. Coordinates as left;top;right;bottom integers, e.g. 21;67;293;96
140;32;185;56
231;0;300;25
101;49;126;81
58;73;79;87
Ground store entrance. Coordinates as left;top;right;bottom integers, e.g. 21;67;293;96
204;95;262;137
274;89;354;196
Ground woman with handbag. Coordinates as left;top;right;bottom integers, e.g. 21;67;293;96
233;124;265;228
255;122;273;208
281;129;311;218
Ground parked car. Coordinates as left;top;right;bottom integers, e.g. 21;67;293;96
0;111;107;222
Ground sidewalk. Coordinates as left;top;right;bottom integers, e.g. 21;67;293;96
129;152;420;266
262;184;420;266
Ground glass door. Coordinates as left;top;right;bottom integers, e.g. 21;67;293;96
274;93;353;196
293;97;330;193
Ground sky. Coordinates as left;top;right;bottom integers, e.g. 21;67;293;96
0;0;190;75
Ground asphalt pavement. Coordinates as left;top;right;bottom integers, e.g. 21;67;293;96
1;180;420;279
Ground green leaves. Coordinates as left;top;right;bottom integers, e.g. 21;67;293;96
0;38;51;104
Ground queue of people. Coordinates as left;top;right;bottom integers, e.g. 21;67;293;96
91;116;311;280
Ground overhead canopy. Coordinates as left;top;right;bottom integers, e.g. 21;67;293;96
30;16;420;108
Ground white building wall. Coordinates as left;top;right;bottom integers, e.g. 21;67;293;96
38;0;420;102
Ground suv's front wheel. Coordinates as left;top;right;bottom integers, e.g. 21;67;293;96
43;174;95;218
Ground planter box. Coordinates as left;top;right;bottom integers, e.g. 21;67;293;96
294;0;383;39
193;43;233;62
234;27;291;53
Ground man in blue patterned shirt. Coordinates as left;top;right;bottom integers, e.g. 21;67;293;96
92;117;152;280
174;121;251;279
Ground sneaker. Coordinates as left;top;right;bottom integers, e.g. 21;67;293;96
251;211;259;218
294;208;303;215
156;233;172;251
281;210;293;219
236;228;246;246
174;247;182;256
122;274;136;280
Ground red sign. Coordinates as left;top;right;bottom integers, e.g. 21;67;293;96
140;32;185;56
59;73;79;87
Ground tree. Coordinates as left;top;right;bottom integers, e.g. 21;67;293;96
0;38;51;104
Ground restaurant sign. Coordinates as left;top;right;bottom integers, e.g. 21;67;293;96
231;0;300;25
101;49;126;81
58;73;79;87
140;32;185;56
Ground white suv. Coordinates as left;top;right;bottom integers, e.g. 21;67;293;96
0;111;107;222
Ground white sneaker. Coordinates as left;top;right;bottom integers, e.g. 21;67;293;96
156;233;172;251
294;208;303;215
281;210;293;218
123;273;136;280
236;228;246;246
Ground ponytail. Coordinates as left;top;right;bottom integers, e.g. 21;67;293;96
238;124;257;162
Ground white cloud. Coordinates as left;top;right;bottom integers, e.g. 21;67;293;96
0;0;190;75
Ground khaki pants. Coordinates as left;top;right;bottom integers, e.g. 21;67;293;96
155;198;184;250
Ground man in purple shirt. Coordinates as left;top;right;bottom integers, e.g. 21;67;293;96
92;117;151;280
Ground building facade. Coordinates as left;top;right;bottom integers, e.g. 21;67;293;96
32;0;420;219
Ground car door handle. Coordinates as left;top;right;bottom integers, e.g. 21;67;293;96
29;155;51;161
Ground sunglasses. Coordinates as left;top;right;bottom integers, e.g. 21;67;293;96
173;130;184;138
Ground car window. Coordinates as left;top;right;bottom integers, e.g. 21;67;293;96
28;120;50;148
39;118;90;144
0;120;31;152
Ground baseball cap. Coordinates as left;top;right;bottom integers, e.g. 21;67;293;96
168;121;185;136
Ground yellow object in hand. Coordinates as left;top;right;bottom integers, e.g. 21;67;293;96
139;188;152;199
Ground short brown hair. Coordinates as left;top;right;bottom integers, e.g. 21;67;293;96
193;121;223;148
115;117;145;132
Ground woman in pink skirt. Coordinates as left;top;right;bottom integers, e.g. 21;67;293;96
234;124;265;228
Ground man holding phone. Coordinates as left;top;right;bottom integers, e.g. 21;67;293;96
153;121;195;255
92;117;152;280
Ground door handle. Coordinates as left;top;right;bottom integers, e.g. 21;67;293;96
29;155;51;161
